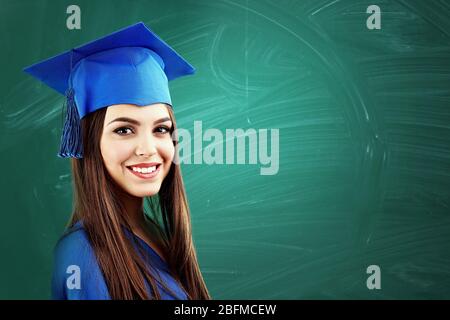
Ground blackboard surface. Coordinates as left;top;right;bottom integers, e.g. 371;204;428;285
1;0;449;299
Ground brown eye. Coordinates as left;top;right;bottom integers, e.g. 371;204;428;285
155;126;171;134
114;127;134;135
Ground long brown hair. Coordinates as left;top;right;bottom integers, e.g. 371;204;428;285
65;105;211;300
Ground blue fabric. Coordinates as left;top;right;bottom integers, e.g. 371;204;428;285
51;221;188;300
70;46;172;118
23;22;195;100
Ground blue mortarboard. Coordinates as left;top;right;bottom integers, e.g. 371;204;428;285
23;22;195;158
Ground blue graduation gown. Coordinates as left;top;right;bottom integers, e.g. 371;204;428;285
51;221;188;300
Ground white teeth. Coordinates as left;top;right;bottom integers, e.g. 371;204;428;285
132;166;156;173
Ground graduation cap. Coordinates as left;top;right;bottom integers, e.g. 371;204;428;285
23;22;195;158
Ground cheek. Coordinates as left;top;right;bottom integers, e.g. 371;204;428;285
160;139;175;163
101;138;134;168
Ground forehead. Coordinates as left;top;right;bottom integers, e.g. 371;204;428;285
104;103;171;121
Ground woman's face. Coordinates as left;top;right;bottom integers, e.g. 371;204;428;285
100;103;175;198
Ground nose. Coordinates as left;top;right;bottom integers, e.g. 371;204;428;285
135;132;157;157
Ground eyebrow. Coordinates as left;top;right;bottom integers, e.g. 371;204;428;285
107;117;172;126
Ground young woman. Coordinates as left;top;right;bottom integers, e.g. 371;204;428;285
23;22;211;300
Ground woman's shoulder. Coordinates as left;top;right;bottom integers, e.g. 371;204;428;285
54;221;92;258
52;220;110;299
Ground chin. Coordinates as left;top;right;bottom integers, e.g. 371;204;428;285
126;185;161;198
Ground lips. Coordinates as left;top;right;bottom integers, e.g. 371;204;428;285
126;163;161;179
127;162;161;168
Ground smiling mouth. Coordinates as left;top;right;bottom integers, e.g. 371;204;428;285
126;164;161;179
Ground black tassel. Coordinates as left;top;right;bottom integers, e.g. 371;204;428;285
57;88;83;158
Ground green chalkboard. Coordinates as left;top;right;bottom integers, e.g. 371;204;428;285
1;0;449;299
